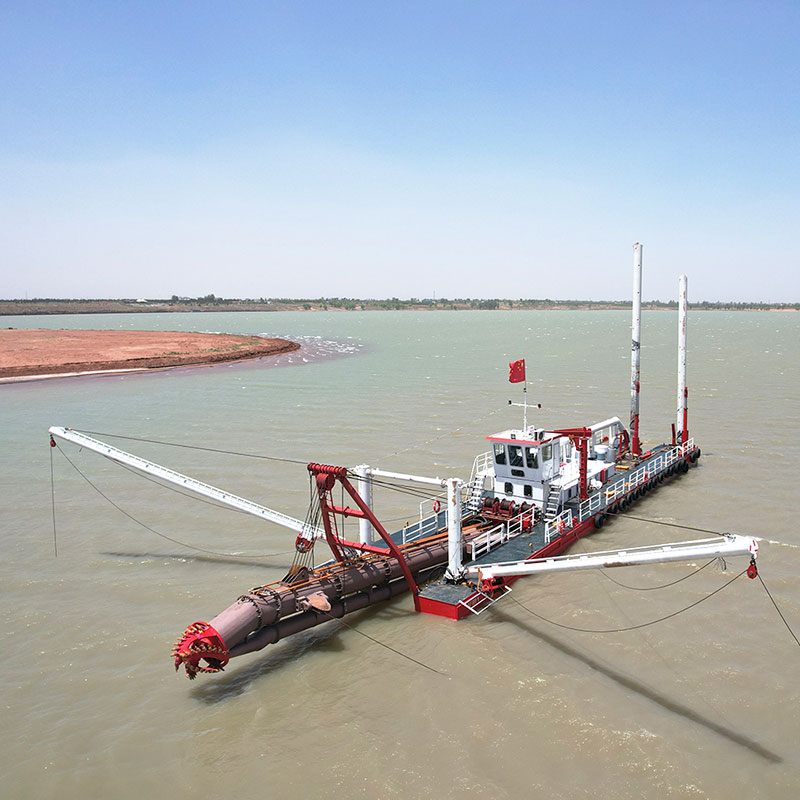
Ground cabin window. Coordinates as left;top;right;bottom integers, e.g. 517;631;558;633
508;445;523;467
525;447;538;469
493;443;506;464
542;443;552;462
524;484;533;498
504;482;513;495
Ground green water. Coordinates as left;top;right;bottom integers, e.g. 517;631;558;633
2;309;799;798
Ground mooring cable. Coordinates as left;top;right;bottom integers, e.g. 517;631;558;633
508;567;747;633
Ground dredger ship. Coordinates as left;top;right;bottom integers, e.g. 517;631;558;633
49;245;759;679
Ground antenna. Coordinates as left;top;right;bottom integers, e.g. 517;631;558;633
508;394;542;430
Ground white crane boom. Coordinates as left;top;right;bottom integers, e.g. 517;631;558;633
48;426;323;538
467;535;757;582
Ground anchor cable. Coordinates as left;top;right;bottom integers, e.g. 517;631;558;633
599;558;716;591
757;574;800;649
55;445;293;559
606;509;728;537
50;444;58;557
322;610;446;677
508;566;747;633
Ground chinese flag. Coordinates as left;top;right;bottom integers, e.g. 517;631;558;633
509;358;526;383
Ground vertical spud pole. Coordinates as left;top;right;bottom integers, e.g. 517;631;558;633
677;274;688;443
630;242;643;456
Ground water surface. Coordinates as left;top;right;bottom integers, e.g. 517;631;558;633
2;309;798;798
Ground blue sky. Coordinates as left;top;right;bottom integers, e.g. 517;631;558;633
1;1;798;301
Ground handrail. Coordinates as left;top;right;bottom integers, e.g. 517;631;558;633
469;510;528;560
470;451;492;483
552;439;696;541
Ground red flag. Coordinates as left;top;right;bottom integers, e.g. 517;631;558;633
509;358;526;383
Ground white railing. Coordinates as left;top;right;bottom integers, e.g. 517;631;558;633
400;504;447;545
544;508;574;544
470;451;492;483
578;488;607;523
469;511;529;561
562;439;697;538
465;438;698;554
419;495;445;522
398;496;474;546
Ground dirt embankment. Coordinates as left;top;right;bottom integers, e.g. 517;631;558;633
0;329;299;379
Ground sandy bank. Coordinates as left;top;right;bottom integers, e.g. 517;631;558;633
0;329;300;381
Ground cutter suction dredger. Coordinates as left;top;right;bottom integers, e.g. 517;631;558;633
47;245;760;681
172;462;470;678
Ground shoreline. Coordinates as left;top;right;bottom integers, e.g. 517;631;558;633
0;301;796;315
0;329;300;383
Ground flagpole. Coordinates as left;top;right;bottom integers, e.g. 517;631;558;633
523;383;527;430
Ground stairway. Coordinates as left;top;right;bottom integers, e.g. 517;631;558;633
544;483;561;522
464;475;486;513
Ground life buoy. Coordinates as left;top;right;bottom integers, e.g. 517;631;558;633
295;533;313;553
433;499;441;513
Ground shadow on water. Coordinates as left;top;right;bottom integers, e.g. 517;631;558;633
102;551;294;570
493;608;782;764
189;602;407;705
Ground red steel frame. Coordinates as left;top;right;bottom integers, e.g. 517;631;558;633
307;463;421;610
551;427;592;500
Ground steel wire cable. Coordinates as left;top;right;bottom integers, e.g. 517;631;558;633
508;567;747;633
320;610;446;676
55;445;294;559
757;574;800;648
113;460;258;515
74;429;311;465
74;429;446;502
605;509;728;537
50;445;58;557
599;558;716;591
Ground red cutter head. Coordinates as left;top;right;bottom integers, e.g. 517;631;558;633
172;621;230;680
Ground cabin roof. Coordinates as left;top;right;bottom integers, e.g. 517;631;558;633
486;429;560;446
